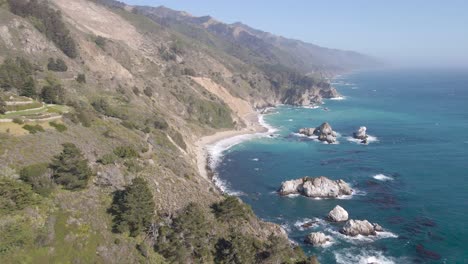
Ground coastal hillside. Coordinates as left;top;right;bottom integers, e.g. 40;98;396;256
0;0;372;263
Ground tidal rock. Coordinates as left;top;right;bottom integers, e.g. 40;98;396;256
279;176;353;198
305;232;332;246
314;122;338;143
353;126;368;140
340;219;384;236
328;205;349;222
298;127;315;136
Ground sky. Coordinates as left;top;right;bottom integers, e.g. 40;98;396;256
121;0;468;66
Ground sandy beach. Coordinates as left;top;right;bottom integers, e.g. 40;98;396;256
195;112;268;180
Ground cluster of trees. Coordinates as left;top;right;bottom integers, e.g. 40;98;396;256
0;57;37;97
47;58;68;72
154;197;311;264
41;78;65;104
8;0;78;58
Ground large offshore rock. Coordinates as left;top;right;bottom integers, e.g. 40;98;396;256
279;176;352;198
305;232;332;246
340;219;383;236
353;126;368;140
327;205;349;222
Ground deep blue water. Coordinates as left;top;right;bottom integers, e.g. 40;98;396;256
213;69;468;263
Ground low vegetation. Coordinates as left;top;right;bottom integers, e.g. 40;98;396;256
47;58;68;72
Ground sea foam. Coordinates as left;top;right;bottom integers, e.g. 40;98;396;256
373;174;394;181
330;96;346;100
334;249;398;264
345;135;379;145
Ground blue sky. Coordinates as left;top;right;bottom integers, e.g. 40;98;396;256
121;0;468;66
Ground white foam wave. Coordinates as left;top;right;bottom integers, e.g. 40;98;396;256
346;135;379;144
207;113;277;170
327;228;397;244
334;249;397;264
330;96;346;100
212;175;245;196
373;174;394;181
293;217;325;231
302;105;321;109
252;158;259;161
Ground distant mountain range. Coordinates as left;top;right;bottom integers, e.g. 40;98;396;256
133;5;381;75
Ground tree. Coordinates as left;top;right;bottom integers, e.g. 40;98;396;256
111;178;155;237
20;76;36;98
215;233;258;264
40;84;64;104
0;57;35;92
0;97;6;114
49;143;92;190
0;178;37;213
19;163;55;196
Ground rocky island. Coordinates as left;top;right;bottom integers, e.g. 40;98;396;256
298;122;338;143
340;219;384;236
278;176;353;198
353;126;369;144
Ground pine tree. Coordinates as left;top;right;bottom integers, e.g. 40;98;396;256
20;76;36;98
111;178;155;237
50;143;92;190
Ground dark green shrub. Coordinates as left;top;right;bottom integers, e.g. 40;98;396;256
47;58;68;72
183;68;196;76
110;178;155;237
97;153;117;165
12;118;24;124
113;146;138;159
94;36;106;50
49;121;67;132
50;143;92;190
212;196;253;222
76;73;86;83
19;163;55;196
149;115;168;130
40;84;65;104
143;87;153;97
22;124;45;134
123;159;143;173
0;98;6;114
0;178;37;213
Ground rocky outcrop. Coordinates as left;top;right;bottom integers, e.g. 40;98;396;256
319;87;340;98
298;127;315;136
327;205;349;222
340;219;384;236
353;126;368;143
298;122;338;143
304;232;332;246
278;176;353;198
315;122;338;143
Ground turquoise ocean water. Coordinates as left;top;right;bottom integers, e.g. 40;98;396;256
211;69;468;263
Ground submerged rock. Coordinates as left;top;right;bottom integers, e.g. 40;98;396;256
340;219;384;236
278;176;353;198
327;205;349;222
305;232;332;246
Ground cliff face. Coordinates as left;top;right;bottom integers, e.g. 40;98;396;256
0;0;369;262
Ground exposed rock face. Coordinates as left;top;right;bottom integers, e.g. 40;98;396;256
278;176;353;198
328;205;349;222
314;122;337;143
340;220;383;236
353;126;368;140
298;127;315;136
319;87;340;98
305;232;332;246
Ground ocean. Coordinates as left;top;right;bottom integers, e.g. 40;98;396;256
209;68;468;263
